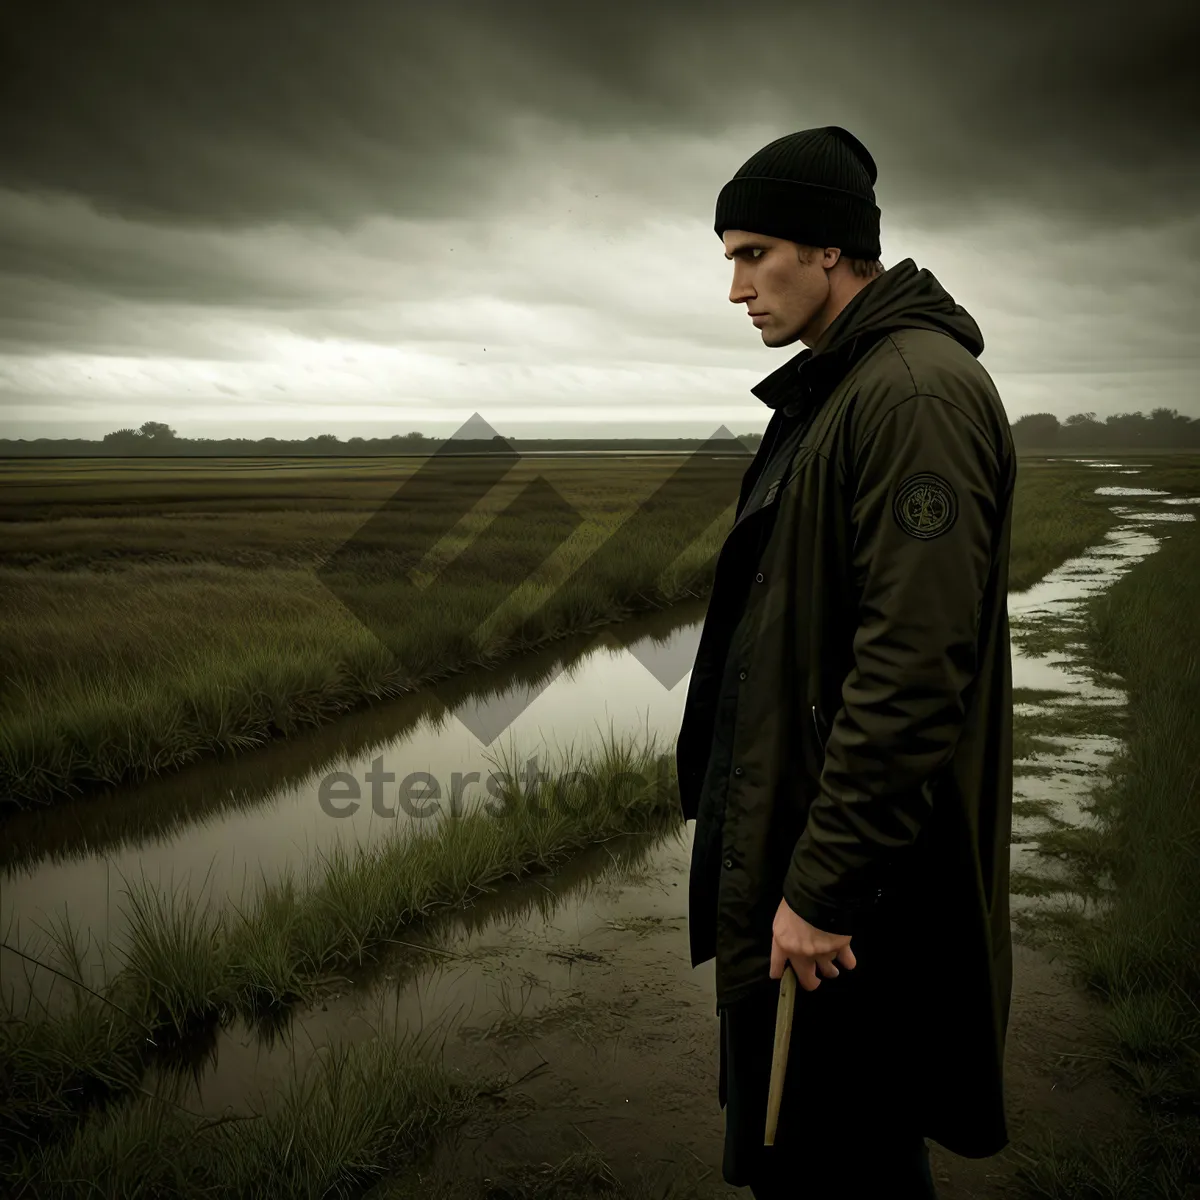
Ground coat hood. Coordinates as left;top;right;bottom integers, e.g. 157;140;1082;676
818;257;983;360
750;258;983;412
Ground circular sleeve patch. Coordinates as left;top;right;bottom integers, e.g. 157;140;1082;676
893;472;958;539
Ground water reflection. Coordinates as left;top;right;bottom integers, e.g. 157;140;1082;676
143;822;691;1116
1;598;707;989
4;469;1198;1004
1006;495;1196;918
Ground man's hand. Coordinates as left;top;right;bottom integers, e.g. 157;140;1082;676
770;897;857;992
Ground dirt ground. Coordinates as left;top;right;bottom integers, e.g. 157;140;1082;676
360;830;1134;1199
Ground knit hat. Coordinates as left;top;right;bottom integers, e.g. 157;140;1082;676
714;125;881;260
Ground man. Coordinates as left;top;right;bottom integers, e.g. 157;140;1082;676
675;126;1016;1197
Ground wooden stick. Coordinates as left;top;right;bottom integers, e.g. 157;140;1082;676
764;961;797;1145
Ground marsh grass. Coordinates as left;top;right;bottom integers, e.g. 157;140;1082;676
1011;464;1200;1198
4;1028;489;1200
1013;762;1064;779
0;455;738;809
1013;696;1129;743
1026;825;1115;888
0;453;1154;808
1008;462;1126;593
0;727;681;1169
1011;1120;1197;1200
1012;725;1072;761
1012;797;1069;825
1008;868;1095;900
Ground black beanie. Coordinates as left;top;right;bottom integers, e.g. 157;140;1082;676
714;125;881;260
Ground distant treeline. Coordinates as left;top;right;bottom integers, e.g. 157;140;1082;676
0;421;766;456
1011;408;1199;450
1;409;1197;456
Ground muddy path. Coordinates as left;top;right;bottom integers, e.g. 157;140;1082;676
371;837;1132;1200
144;822;1133;1200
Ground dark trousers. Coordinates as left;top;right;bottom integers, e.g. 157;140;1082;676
719;981;938;1198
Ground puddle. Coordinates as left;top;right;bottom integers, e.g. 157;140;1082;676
1069;461;1152;469
1106;508;1196;523
1005;481;1198;920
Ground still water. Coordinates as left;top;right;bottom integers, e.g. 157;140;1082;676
1;598;707;993
2;465;1196;1005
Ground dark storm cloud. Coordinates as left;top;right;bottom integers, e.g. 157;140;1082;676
0;274;272;359
0;196;314;309
3;0;1196;232
1;0;1196;431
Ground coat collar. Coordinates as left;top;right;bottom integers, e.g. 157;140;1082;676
749;330;883;418
748;259;924;416
749;346;816;413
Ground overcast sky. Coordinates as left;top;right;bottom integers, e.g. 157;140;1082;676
1;0;1196;441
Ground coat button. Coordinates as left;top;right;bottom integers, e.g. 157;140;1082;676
755;572;764;583
733;766;743;776
738;670;747;681
724;857;734;869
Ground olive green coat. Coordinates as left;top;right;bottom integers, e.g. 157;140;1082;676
675;258;1016;1157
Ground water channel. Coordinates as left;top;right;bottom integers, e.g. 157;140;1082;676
2;459;1196;1125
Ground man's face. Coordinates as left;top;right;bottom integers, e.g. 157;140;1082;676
723;231;834;349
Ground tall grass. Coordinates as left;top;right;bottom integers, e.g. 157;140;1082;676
1007;460;1128;595
0;456;737;807
0;728;681;1167
3;1030;487;1200
1;454;1154;809
1013;505;1200;1198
